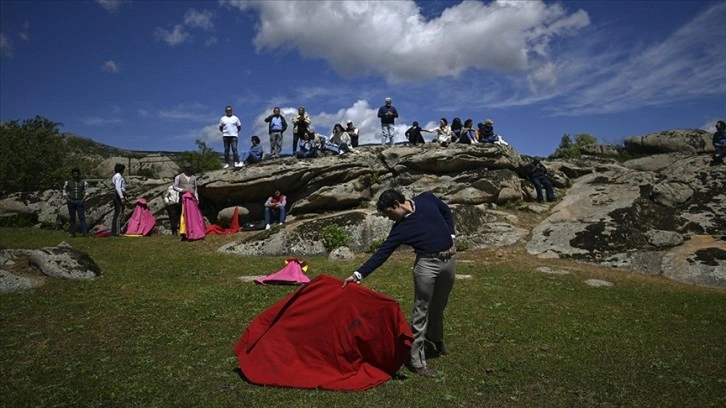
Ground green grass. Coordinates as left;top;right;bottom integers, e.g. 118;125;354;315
1;228;725;407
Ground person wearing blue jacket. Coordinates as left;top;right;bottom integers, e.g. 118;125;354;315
238;136;264;166
342;189;456;379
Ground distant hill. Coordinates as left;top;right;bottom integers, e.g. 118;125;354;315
60;132;185;159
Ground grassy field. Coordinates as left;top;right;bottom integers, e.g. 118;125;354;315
1;228;725;407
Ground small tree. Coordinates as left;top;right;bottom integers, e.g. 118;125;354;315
551;133;598;159
177;139;222;173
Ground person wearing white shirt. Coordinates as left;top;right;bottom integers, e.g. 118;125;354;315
111;163;130;236
219;105;242;169
423;118;454;147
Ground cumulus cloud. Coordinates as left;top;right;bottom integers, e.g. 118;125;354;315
0;33;12;58
96;0;124;13
153;24;190;46
101;60;121;73
184;9;214;30
223;0;589;83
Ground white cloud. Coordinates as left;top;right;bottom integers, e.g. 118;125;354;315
96;0;124;13
18;21;30;42
0;33;12;58
157;103;214;122
223;0;589;83
153;24;190;46
205;36;218;46
83;116;123;126
101;60;121;73
184;9;214;30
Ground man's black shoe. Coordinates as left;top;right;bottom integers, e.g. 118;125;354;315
434;340;449;355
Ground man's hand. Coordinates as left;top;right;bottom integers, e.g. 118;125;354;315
341;271;362;288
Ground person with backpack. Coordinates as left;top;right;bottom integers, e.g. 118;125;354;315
62;167;90;237
264;106;288;159
526;158;556;203
405;121;426;145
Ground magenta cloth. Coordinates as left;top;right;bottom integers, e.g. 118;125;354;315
123;198;156;236
181;192;206;241
254;259;310;285
233;275;413;391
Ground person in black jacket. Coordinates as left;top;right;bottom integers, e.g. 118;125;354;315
405;121;425;145
527;159;556;203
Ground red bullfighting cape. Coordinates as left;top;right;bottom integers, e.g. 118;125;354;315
206;207;240;235
233;275;413;391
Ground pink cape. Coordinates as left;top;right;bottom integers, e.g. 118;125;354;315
206;207;240;235
233;275;413;391
180;192;205;241
123;198;156;236
254;258;310;285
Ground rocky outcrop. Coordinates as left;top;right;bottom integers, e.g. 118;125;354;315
1;128;724;287
0;245;102;293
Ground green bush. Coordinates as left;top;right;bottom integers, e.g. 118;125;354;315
367;237;385;253
455;237;470;252
321;224;349;251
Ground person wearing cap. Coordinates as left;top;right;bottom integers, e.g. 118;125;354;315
173;161;198;201
263;106;288;159
345;120;359;147
342;189;456;379
219;105;242;169
377;97;399;146
478;119;497;143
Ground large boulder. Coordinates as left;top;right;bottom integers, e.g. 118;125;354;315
623;129;712;154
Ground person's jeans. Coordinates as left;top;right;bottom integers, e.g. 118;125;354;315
240;151;263;164
714;145;726;160
112;194;124;236
532;176;555;202
166;203;181;235
67;199;88;236
269;132;283;157
223;136;239;164
264;206;286;225
293;132;305;153
381;124;395;145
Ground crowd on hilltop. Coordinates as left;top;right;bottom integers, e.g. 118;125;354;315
217;98;510;168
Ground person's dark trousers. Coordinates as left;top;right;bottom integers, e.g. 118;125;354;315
223;136;240;164
67;199;88;236
714;146;726;160
112;194;124;236
532;176;555;202
351;136;359;148
166;203;181;235
293;132;304;154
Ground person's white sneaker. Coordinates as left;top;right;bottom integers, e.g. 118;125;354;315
265;224;270;230
223;163;230;169
279;223;284;226
235;162;245;168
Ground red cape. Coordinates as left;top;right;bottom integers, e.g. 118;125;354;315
233;275;413;391
206;207;240;235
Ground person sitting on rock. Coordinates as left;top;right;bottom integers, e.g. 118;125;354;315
450;117;463;143
324;123;355;155
526;159;556;203
478;119;497;143
238;136;264;166
457;119;479;144
264;187;287;229
405;121;426;145
423;118;454;147
712;120;725;165
296;129;322;159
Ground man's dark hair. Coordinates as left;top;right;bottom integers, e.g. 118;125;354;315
376;189;406;212
71;167;80;174
114;163;125;174
251;135;261;144
717;120;725;129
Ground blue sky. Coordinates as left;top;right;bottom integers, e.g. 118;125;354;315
1;0;724;157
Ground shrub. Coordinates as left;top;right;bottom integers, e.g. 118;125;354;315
455;237;470;252
367;237;385;253
321;224;349;251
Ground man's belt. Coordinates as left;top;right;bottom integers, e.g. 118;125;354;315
418;249;456;259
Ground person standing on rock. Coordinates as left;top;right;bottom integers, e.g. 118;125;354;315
711;120;725;165
111;163;131;236
342;189;456;379
526;158;556;203
292;107;312;156
62;167;90;237
378;97;399;146
219;105;242;169
264;106;288;159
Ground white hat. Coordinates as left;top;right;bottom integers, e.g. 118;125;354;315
346;119;353;124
